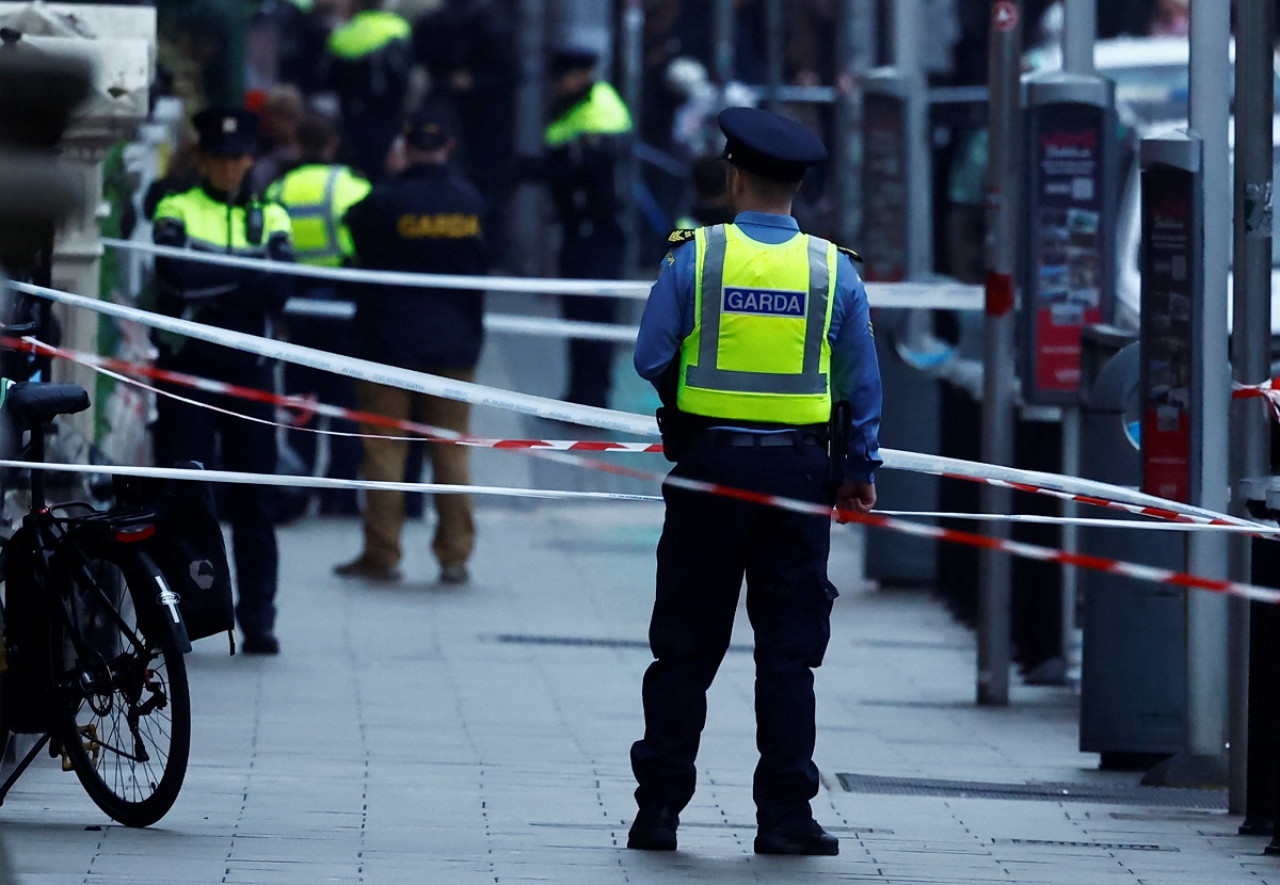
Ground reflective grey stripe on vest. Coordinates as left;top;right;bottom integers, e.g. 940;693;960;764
288;167;343;263
685;225;830;395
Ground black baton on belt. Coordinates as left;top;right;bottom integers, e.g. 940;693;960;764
828;400;851;495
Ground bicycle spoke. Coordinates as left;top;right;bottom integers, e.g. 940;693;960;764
52;545;190;825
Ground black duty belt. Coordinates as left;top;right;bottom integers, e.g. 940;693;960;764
706;429;826;448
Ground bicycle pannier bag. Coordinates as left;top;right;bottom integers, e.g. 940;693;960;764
147;470;234;643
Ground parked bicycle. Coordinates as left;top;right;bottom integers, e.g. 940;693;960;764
0;311;233;827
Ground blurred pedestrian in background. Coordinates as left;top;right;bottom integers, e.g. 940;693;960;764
150;107;296;655
674;154;732;230
250;83;305;194
412;0;517;259
1148;0;1190;36
335;109;488;586
530;45;633;409
266;112;371;515
628;107;881;856
318;0;412;181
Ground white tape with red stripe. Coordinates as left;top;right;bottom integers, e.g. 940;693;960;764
1234;378;1280;422
16;278;1280;608
36;333;1280;550
12;281;657;437
7;457;1279;605
103;237;986;312
13;279;1275;539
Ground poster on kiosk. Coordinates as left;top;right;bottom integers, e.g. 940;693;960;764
1139;132;1202;505
1021;74;1118;404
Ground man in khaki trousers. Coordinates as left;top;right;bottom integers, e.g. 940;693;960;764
335;110;488;585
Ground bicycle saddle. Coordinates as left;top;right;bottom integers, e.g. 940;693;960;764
5;381;90;428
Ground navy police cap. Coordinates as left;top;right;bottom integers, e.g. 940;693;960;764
718;106;827;182
549;44;598;77
403;108;453;150
193;107;258;157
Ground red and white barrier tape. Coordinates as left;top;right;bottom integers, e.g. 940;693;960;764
1234;378;1280;422
11;281;658;437
8;336;666;453
879;510;1269;532
12;280;1275;538
26;331;1280;541
6;457;1278;605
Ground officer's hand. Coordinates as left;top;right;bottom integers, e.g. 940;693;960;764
834;479;875;523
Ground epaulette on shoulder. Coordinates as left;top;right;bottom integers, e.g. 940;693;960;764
667;228;697;248
836;244;864;265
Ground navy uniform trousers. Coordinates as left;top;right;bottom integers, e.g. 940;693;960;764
630;431;838;826
559;227;623;408
152;358;279;640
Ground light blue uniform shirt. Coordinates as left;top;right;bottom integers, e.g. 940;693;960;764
634;211;883;482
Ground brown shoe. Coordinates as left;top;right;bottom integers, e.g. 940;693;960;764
333;557;402;582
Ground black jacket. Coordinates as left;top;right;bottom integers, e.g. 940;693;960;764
344;163;488;369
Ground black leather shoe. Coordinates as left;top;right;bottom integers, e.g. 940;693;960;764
627;807;678;851
754;818;839;856
241;633;280;655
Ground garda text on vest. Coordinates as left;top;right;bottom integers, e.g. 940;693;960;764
722;287;807;318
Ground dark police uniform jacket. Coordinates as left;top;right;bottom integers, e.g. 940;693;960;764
152;183;294;371
344;162;488;369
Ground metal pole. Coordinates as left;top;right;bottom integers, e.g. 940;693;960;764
1230;0;1274;815
1185;0;1231;763
978;0;1021;706
714;0;735;87
832;0;877;247
893;0;932;277
620;0;644;278
1061;0;1095;74
512;0;547;277
765;0;784;112
1057;0;1097;699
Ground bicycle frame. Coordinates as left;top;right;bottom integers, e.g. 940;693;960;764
0;400;191;808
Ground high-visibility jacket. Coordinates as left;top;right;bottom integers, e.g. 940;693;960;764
267;164;371;266
677;223;837;424
543;81;632;148
152;183;295;367
541;81;632;238
326;9;410;59
322;9;412;122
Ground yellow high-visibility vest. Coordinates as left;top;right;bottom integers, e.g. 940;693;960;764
153;187;292;254
543;81;632;148
677;223;836;424
267;164;370;266
326;9;410;59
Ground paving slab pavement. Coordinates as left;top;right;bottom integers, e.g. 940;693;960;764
0;502;1275;884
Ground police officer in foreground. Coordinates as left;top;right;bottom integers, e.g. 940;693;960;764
151;107;295;655
334;109;488;586
628;107;882;855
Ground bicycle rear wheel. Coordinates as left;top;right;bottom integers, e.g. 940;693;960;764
51;544;190;827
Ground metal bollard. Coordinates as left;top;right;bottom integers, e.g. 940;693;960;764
1239;479;1280;839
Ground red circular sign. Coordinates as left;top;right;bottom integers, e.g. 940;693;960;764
993;0;1019;32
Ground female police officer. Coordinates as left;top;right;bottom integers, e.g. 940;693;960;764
628;107;882;856
151;107;295;655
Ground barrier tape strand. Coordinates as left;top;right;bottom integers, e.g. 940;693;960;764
11;279;1271;536
7;457;1278;605
103;237;986;311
